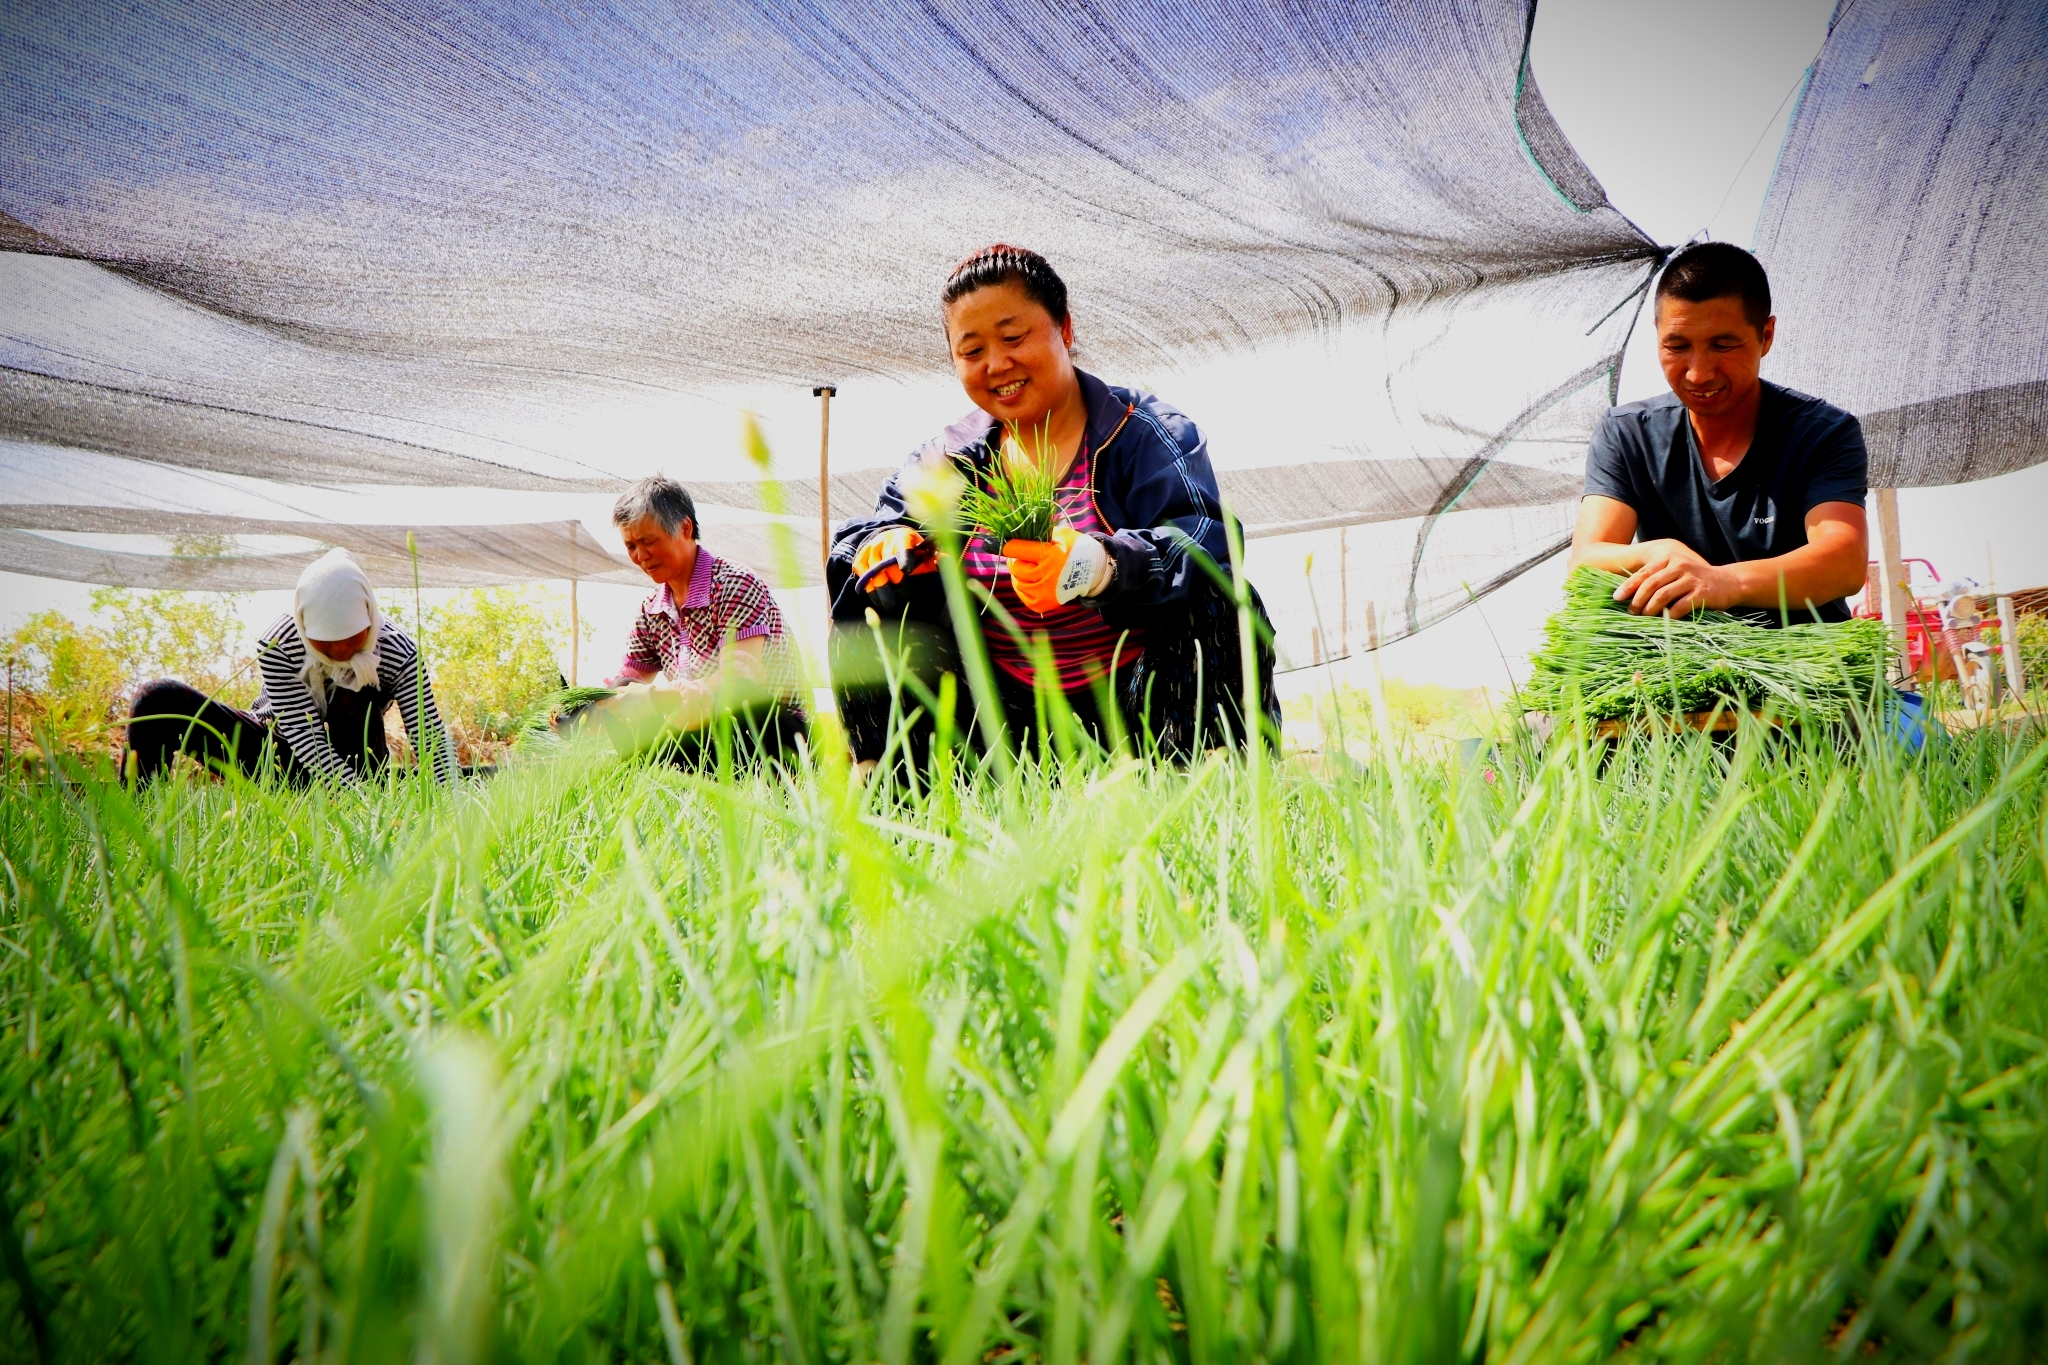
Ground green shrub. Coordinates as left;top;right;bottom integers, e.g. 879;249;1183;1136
1984;611;2048;696
1;609;128;754
1295;678;1496;759
3;589;252;759
3;581;586;765
90;586;256;704
409;585;580;750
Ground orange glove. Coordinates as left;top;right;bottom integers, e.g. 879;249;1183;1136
851;527;936;591
1002;527;1109;613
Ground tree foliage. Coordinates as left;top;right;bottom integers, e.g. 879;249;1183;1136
410;585;580;748
3;589;252;755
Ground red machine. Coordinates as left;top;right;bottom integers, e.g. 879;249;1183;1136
1858;558;2013;695
1857;558;1949;679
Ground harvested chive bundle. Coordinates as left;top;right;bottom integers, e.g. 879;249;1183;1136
954;423;1060;543
1523;566;1890;723
516;684;617;741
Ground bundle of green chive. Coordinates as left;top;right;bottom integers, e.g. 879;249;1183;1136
1523;565;1890;724
515;683;617;742
954;430;1059;543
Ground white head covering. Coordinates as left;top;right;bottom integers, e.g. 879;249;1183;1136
294;549;382;710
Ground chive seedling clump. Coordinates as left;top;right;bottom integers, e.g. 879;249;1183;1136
954;420;1060;544
6;704;2048;1360
516;683;617;740
1523;565;1890;723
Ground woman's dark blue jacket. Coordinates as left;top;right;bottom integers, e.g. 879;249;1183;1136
826;370;1235;626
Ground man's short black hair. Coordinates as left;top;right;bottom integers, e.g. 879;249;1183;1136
1655;242;1772;335
613;474;697;539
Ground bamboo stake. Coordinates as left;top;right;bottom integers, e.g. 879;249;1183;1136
1339;527;1349;657
814;386;837;568
1998;595;2025;697
1873;488;1910;679
1361;598;1395;755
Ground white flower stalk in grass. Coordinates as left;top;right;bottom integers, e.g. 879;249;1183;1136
899;449;1010;771
899;450;967;529
418;1035;510;1365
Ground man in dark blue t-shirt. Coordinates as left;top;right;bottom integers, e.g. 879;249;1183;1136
1574;242;1869;624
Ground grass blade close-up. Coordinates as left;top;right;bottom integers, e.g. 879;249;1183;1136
3;705;2048;1363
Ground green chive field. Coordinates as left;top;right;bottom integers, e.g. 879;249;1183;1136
5;706;2048;1362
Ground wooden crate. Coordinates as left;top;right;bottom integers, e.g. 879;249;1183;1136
1589;708;1785;740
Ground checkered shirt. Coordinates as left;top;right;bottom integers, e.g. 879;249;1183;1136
620;550;806;718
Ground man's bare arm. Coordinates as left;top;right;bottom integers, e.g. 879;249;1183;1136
1707;502;1867;614
1571;496;1868;617
1569;496;1646;575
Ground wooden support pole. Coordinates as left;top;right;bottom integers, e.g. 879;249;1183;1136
814;385;837;568
1999;594;2026;697
1874;488;1910;679
1361;599;1390;749
1339;526;1350;657
565;523;583;687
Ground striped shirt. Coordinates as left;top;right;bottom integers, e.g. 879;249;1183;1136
961;444;1145;691
250;615;458;785
619;549;807;718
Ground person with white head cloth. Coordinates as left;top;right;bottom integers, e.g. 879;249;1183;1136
124;548;458;786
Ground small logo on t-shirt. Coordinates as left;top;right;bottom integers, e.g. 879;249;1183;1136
1753;514;1775;525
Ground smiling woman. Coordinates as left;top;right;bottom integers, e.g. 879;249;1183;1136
827;244;1279;764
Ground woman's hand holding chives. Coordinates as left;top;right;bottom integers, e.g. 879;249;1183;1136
1002;527;1110;612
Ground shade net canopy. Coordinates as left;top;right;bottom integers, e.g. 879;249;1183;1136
1753;0;2047;490
1;0;1674;664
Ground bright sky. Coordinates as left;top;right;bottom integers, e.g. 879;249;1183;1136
5;0;2043;697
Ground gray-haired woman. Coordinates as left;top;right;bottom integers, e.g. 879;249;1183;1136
584;475;807;765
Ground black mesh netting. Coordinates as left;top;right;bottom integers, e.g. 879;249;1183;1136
1752;0;2046;489
14;1;2023;667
